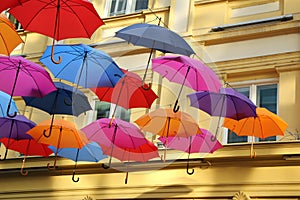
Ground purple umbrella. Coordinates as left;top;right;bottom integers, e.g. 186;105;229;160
188;88;257;140
0;115;36;160
159;128;222;175
152;55;222;112
0;55;57;117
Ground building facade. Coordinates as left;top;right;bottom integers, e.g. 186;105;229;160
1;0;300;199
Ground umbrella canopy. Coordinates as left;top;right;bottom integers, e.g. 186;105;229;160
0;91;18;117
27;119;89;169
82;118;149;167
0;14;23;56
0;55;57;117
0;138;52;175
40;44;124;88
188;88;257;120
9;0;104;63
0;115;35;160
115;23;195;56
152;55;222;112
91;70;158;119
0;0;29;12
159;128;222;175
23;82;92;117
48;142;107;182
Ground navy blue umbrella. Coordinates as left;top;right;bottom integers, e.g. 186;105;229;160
40;44;124;88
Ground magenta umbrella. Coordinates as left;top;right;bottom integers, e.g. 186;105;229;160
159;128;222;175
152;55;222;112
81;118;149;168
0;55;56;117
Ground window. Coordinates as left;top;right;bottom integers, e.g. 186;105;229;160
4;12;23;31
226;82;278;144
106;0;149;17
94;101;131;122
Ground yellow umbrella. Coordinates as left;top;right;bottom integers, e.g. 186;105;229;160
0;14;23;56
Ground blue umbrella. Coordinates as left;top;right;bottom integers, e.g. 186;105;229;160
49;142;107;182
115;23;195;85
40;44;124;88
0;91;18;117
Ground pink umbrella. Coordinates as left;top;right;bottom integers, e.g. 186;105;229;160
0;55;56;117
159;128;223;175
81;118;149;168
152;55;222;112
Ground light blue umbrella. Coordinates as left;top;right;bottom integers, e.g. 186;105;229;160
49;142;107;182
40;44;124;88
0;91;18;117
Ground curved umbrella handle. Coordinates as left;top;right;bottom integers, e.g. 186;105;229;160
0;148;8;161
6;98;17;118
142;82;152;90
72;171;80;182
186;164;195;175
51;44;62;64
47;162;56;170
43;129;52;138
102;163;110;169
20;157;29;176
173;99;180;113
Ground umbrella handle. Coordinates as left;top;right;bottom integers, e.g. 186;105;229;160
125;171;129;184
186;165;195;175
43;129;52;138
142;82;152;90
20;157;29;176
47;162;57;170
6;98;17;118
173;99;180;113
0;147;8;161
102;163;110;169
51;44;62;64
72;171;80;182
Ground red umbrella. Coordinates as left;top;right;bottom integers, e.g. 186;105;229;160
0;0;29;12
9;0;104;63
0;138;52;175
91;70;158;122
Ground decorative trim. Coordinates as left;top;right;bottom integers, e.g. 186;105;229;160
232;191;251;200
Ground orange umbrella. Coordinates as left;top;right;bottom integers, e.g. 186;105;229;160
135;108;202;160
0;14;23;56
27;119;89;169
223;107;288;157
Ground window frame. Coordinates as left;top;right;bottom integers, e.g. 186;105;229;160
104;0;149;17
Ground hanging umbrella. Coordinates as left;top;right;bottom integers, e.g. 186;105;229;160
48;142;107;182
0;137;52;175
27;119;89;169
159;128;222;175
101;141;159;184
0;55;57;117
134;108;203;161
40;44;124;88
0;14;24;56
187;87;257;140
91;69;158;121
0;115;35;160
0;0;29;12
223;107;288;158
81;118;149;168
115;23;195;85
152;55;222;112
9;0;104;63
0;91;18;117
23;82;92;137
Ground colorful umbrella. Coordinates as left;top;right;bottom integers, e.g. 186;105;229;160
0;55;57;117
40;44;124;88
115;23;195;85
82;118;149;167
91;70;158;121
0;14;24;56
152;55;222;112
223;107;288;158
188;87;257;140
0;115;35;160
159;128;222;174
23;82;92;137
101;141;159;184
0;91;18;117
0;138;52;175
27;119;89;169
9;0;104;63
49;142;107;182
134;108;202;161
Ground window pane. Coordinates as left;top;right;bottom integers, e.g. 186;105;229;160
227;87;249;143
115;106;131;122
135;0;149;11
257;84;277;141
95;101;110;119
110;0;127;16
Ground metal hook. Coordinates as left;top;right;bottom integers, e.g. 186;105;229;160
51;44;62;64
72;171;80;182
173;99;180;113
